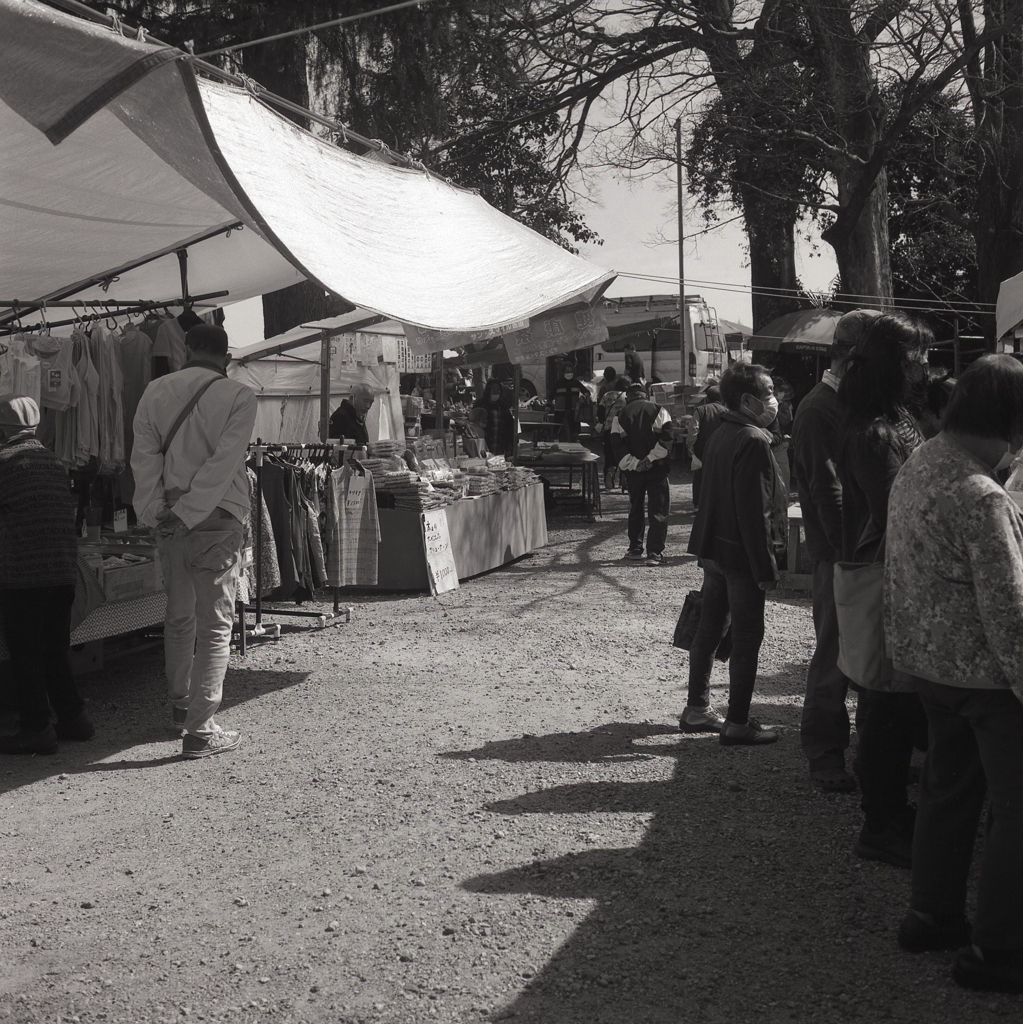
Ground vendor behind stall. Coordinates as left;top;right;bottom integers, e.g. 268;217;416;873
550;364;591;442
329;383;375;445
0;394;92;755
474;379;515;456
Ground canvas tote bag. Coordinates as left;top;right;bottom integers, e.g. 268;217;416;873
833;523;886;686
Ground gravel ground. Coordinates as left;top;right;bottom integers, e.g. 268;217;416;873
0;472;1018;1024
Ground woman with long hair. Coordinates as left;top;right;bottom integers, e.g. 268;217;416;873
837;311;933;869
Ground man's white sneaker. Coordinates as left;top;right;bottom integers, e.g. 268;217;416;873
181;726;241;759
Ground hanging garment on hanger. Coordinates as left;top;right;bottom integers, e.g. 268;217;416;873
6;334;42;406
116;324;153;503
258;459;301;599
89;324;125;473
28;333;77;412
242;465;280;602
153;315;189;373
74;328;100;464
326;464;380;587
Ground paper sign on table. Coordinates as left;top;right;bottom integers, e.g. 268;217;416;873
420;509;459;595
113;509;128;533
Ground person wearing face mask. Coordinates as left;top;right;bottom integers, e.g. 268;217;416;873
836;311;933;869
885;355;1023;993
682;363;787;745
549;363;591;442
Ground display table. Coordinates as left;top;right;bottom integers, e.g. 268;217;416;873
374;483;547;589
515;443;601;518
70;592;168;645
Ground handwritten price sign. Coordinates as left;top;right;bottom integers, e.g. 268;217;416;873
421;510;459;595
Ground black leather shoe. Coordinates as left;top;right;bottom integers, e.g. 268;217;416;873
0;725;59;755
953;946;1023;993
854;820;912;869
55;711;95;741
898;910;971;952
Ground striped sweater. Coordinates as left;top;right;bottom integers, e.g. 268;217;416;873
0;433;77;588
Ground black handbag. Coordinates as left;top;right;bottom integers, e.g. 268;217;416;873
672;589;732;661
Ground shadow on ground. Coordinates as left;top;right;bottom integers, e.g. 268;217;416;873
0;648;309;796
439;684;1008;1023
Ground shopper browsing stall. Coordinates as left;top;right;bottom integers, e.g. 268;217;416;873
0;394;92;755
132;325;256;759
610;382;673;566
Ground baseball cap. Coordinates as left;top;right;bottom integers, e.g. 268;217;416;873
833;308;882;349
0;394;40;429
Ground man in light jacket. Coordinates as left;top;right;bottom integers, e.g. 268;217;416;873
792;308;879;792
132;325;256;758
611;383;673;565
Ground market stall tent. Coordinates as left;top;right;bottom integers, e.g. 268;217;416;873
997;270;1023;344
0;0;614;330
229;319;408;443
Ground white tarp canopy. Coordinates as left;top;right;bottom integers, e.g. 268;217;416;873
0;0;615;330
997;270;1023;341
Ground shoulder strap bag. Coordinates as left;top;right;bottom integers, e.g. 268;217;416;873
833;520;888;686
160;375;223;457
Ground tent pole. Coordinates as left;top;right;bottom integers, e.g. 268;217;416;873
676;116;686;387
319;330;331;442
435;350;446;443
513;364;522;456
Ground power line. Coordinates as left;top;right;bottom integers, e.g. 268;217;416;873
195;0;450;59
614;270;996;317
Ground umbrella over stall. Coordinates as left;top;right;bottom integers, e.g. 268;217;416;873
748;309;846;354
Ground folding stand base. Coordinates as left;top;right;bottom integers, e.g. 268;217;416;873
234;600;353;655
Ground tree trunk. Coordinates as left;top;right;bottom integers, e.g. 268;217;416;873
740;187;802;330
971;12;1023;344
823;168;892;310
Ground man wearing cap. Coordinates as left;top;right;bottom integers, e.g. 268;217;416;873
610;383;674;565
793;308;880;792
132;325;256;759
329;383;374;446
0;394;92;755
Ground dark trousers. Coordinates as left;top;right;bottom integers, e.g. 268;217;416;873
857;688;928;832
912;682;1023;951
0;585;81;733
800;560;854;770
624;469;670;555
692;468;703;509
686;560;766;725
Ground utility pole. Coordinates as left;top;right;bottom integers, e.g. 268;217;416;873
675;117;686;386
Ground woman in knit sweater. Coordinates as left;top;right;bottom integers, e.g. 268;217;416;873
836;312;933;870
887;355;1023;994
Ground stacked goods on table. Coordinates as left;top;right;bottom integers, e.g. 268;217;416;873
368;439;405;458
491;465;542;491
375;470;459;511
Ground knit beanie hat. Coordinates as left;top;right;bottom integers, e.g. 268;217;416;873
0;394;40;429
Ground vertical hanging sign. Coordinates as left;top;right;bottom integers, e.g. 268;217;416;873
420;509;459;595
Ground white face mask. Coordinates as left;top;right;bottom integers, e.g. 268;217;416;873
743;392;779;428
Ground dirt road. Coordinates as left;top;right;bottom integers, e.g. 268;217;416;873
0;479;1017;1023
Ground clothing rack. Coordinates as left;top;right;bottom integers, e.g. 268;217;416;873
0;291;230;335
236;440;359;653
